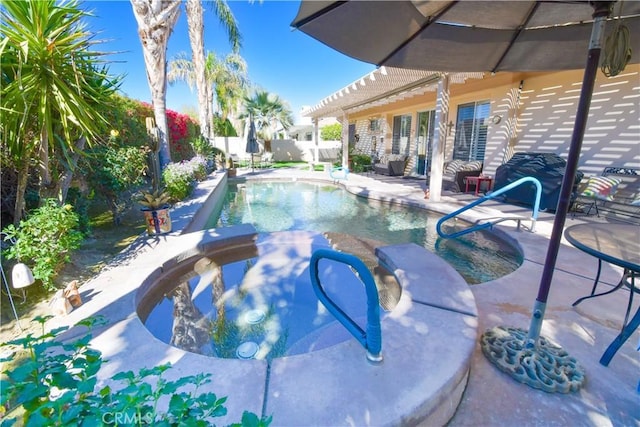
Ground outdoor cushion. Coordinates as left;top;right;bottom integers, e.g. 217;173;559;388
445;160;464;174
581;176;621;201
460;160;483;171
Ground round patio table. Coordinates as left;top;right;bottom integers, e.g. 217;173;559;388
564;223;640;366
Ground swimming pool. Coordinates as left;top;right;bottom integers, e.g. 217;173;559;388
141;179;518;360
205;180;522;284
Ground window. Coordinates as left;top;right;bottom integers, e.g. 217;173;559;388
392;114;412;155
453;101;490;161
369;119;380;132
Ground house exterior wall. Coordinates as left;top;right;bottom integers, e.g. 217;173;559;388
344;64;639;179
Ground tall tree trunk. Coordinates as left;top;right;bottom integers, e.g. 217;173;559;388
38;126;56;201
13;161;30;225
57;135;86;204
130;0;180;170
185;0;211;141
206;85;215;140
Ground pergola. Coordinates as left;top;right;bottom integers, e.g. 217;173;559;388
302;66;485;201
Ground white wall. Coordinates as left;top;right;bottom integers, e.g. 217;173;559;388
483;67;640;177
210;137;341;162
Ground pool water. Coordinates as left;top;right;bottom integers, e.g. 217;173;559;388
205;181;522;284
141;231;400;360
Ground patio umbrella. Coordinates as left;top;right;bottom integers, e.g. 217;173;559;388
292;1;640;72
246;116;260;173
293;0;640;393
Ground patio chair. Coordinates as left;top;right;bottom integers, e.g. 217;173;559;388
231;153;250;168
572;175;621;217
260;152;273;168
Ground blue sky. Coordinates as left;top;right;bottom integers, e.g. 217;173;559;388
85;1;376;123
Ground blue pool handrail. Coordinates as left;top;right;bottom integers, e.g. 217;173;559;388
437;176;543;239
310;248;383;363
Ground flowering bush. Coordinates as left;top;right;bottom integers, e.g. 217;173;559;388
162;162;195;201
167;109;198;161
188;155;208;181
138;102;199;162
162;156;211;201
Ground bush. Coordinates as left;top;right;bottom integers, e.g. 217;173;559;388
350;154;372;173
162;162;195;201
190;135;217;159
2;199;83;291
188;156;208;181
161;155;212;202
0;316;272;426
320;123;342;141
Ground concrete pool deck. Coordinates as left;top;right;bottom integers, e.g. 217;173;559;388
45;168;639;426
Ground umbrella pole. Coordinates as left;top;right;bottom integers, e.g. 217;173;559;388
481;1;613;394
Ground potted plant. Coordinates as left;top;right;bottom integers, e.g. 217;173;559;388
226;156;237;177
138;189;172;235
214;153;226;171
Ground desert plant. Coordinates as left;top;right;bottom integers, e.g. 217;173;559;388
138;189;172;210
1;199;83;291
1;0;119;223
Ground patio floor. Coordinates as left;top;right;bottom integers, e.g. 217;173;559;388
12;167;640;426
347;170;640;426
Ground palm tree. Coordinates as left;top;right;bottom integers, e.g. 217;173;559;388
212;52;249;126
129;0;181;170
168;51;248;141
185;0;241;141
1;0;118;223
241;90;294;151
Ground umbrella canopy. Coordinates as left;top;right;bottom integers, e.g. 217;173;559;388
292;1;640;72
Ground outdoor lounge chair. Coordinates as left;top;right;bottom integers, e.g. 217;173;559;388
260;152;273;168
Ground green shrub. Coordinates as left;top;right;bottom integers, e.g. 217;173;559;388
190;135;217;159
2;199;83;291
320;123;342;141
350;154;372;172
162;162;195;201
0;316;272;426
83;142;150;224
66;187;91;236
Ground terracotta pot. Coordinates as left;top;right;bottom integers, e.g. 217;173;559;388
227;168;237;177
